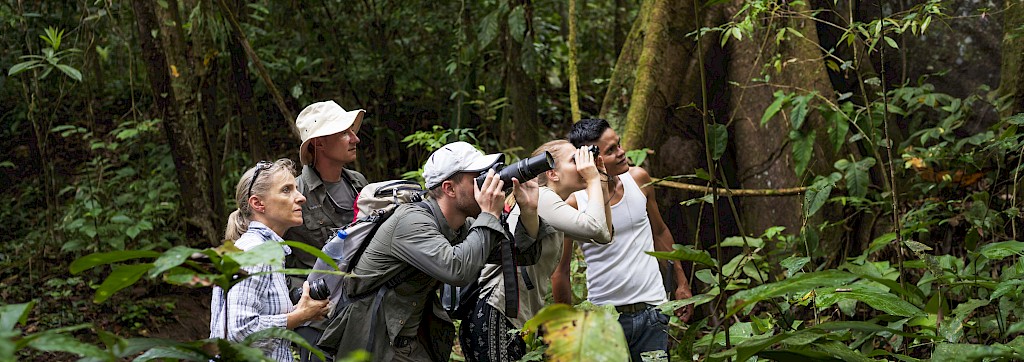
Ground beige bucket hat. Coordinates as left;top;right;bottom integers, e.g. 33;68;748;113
296;100;365;164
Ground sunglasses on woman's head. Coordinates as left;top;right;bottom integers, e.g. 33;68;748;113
247;161;273;199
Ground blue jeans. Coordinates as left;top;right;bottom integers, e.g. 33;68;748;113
617;306;669;362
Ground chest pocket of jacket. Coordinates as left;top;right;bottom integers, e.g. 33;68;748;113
302;200;335;245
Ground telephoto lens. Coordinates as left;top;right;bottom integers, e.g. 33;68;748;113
289;279;331;304
475;151;555;191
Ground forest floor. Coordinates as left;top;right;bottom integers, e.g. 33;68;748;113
3;255;211;360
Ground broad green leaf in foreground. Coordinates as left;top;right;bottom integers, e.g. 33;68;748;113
522;304;629;361
728;270;858;317
647;245;717;268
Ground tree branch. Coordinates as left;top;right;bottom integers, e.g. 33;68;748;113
650;177;808;196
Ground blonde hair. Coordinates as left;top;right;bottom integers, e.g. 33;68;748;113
532;140;572;186
505;140;573;208
224;158;298;241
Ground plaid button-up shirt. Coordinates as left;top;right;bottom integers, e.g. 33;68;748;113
210;221;295;361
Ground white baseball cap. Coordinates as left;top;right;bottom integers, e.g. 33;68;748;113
296;100;365;164
423;141;503;189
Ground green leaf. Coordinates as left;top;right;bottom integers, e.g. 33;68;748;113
70;250;161;274
658;294;715;314
242;328;324;361
780;256;811;277
94;263;154;303
761;92;788;125
845;161;870;199
791;131;815;177
227;241;285;268
729;270;858;317
804;178;833;218
280;241;339;272
55;64;82;81
976;241;1024;260
0;302;33;331
110;214;133;224
149;246;202;278
477;10;500;49
790;94;811;130
8;60;41;75
720;236;764;249
819;289;923;317
708;123;728;161
883;36;899;49
508;6;526;43
647;245;718;268
26;332;108;358
931;343;1016;362
522;304;630;361
134;345;212;361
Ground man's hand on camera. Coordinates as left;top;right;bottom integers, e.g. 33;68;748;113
475;169;505;218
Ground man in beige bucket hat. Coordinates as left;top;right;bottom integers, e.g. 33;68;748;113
284;100;369;362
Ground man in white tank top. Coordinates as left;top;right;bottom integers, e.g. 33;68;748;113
554;119;693;361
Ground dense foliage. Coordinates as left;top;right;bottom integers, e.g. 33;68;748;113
1;0;1022;361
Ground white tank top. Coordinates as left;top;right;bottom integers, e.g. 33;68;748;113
574;172;667;307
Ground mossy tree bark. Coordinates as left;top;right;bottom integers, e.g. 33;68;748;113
132;0;221;247
726;1;846;249
618;0;699;152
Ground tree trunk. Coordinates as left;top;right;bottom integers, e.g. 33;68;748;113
226;0;267;162
726;1;842;242
132;0;220;247
619;0;698;152
600;0;651;133
998;0;1024;117
501;0;542;151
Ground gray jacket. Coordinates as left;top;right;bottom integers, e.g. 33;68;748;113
318;198;549;361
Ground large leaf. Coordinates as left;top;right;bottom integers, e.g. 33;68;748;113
522;304;629;361
719;236;764;249
8;60;41;75
728;270;858;317
94;263;154;303
0;302;33;331
817;288;923;317
647;245;717;268
227;241;285;268
930;343;1018;362
281;240;338;272
708;123;728;161
791;131;816;177
70;250;161;274
243;327;323;361
477;10;500;49
762;91;788;125
25;332;108;359
149;246;201;278
976;241;1024;260
133;345;213;361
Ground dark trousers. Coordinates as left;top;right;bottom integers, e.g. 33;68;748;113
457;301;526;362
617;306;669;362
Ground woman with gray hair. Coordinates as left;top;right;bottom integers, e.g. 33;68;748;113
210;158;331;361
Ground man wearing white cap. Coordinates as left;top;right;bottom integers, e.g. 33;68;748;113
319;141;552;361
284;100;368;361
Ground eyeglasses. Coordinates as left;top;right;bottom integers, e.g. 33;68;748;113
246;161;273;199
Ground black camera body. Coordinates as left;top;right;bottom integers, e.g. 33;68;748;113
475;151;555;191
289;278;331;304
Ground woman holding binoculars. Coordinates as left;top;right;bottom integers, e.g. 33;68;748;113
210;158;330;361
460;140;613;362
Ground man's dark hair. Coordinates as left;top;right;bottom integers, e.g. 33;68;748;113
567;118;612;148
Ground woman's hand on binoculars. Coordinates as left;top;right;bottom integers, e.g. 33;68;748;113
575;146;601;183
511;178;539;213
